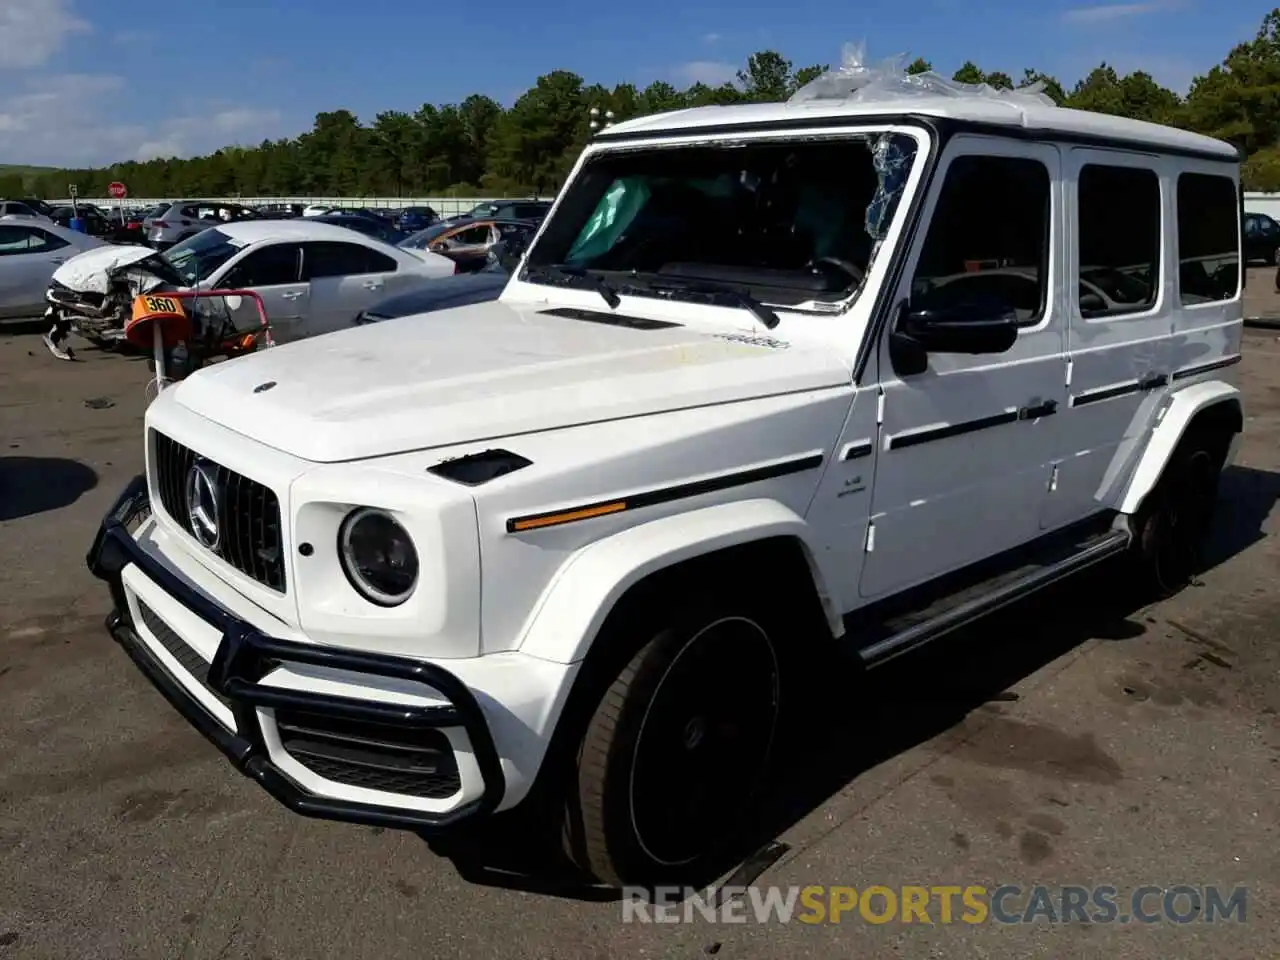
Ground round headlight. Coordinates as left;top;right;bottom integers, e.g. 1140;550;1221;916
338;508;419;606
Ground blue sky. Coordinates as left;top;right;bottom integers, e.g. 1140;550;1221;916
0;0;1269;167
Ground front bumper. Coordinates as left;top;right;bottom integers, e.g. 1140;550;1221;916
86;475;506;831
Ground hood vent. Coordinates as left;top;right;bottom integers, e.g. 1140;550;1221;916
539;307;681;331
428;448;533;486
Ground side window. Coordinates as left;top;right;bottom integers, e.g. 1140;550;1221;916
1177;172;1240;304
223;244;302;287
453;225;492;245
28;228;69;252
0;226;67;253
303;242;396;278
910;154;1051;326
1244;216;1260;237
1077;164;1160;318
0;225;37;253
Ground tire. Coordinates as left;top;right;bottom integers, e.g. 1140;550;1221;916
566;605;783;888
1129;427;1227;599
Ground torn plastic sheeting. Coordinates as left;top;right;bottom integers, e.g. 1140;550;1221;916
789;41;1057;107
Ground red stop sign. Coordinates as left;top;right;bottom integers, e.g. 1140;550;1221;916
108;181;127;199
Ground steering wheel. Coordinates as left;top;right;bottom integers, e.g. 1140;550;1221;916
807;256;865;286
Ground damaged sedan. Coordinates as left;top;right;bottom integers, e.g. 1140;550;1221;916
41;219;457;363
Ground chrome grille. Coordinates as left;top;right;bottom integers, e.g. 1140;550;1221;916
151;430;286;592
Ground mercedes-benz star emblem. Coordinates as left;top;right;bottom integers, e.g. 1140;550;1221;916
186;461;221;549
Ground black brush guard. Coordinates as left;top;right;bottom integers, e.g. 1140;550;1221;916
86;474;506;831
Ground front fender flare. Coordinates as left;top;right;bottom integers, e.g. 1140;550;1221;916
515;498;841;665
1117;380;1243;516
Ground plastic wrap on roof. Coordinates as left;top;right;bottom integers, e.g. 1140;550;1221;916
789;42;1057;107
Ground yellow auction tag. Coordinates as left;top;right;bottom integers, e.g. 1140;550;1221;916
131;294;185;321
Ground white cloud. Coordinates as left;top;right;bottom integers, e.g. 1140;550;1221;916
0;73;286;166
0;0;90;68
670;60;739;87
1060;1;1176;24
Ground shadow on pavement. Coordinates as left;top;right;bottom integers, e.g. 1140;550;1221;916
1202;465;1280;571
0;457;99;521
419;467;1278;900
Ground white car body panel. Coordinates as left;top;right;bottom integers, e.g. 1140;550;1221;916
50;243;159;294
168;300;853;463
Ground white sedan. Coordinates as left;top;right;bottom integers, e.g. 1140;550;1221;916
0;220;104;322
154;219;456;343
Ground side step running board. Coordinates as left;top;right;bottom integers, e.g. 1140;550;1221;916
858;528;1132;668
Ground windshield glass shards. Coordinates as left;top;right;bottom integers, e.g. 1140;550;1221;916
523;132;918;309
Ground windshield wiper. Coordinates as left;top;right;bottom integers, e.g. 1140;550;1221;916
628;277;780;330
525;264;621;309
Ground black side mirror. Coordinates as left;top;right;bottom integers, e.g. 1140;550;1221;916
889;297;1020;376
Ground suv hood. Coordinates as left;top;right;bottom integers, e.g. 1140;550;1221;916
171;300;850;462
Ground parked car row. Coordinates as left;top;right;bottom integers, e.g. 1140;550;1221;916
4;192;543;364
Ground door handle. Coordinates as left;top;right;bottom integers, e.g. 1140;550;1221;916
280;291;303;301
361;280;383;290
1137;372;1168;391
49;257;67;264
1017;398;1058;420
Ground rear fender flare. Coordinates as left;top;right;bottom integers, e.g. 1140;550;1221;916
1118;380;1243;516
515;498;841;666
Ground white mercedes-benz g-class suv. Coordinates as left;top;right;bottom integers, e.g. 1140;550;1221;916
88;86;1244;888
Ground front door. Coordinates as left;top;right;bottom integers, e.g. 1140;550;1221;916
859;137;1067;599
218;242;309;343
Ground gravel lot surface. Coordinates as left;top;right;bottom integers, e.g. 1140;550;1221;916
1;279;1277;959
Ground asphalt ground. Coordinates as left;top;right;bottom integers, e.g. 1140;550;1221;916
1;277;1278;959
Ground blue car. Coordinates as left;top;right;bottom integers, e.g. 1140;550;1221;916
396;206;439;233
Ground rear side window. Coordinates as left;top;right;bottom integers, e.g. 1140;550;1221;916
0;225;68;253
1177;173;1240;304
303;241;397;278
1076;164;1160;319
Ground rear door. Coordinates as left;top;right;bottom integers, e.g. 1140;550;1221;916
217;242;308;342
1041;149;1171;531
301;241;405;336
0;224;74;318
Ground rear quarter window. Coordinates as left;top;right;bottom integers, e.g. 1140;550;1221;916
1177;172;1240;304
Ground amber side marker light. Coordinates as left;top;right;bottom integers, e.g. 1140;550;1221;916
508;501;627;532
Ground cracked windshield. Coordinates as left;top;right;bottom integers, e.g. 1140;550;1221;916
526;132;918;307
